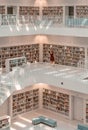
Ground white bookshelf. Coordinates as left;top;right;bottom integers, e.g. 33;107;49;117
11;88;39;117
76;6;88;18
42;88;69;117
0;6;5;14
0;44;39;68
43;44;85;67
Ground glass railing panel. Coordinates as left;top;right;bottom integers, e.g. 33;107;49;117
0;14;88;28
1;14;16;25
65;17;88;28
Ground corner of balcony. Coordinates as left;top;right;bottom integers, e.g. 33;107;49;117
0;15;88;37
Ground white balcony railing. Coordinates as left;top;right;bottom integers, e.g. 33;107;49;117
0;14;88;28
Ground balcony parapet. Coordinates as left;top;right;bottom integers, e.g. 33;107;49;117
0;15;88;37
0;15;88;28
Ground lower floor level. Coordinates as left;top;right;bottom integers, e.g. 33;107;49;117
11;108;81;130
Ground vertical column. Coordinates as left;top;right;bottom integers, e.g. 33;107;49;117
39;43;43;62
63;6;65;27
69;95;74;120
5;6;7;14
9;94;13;118
85;47;87;69
39;84;43;109
74;6;76;18
0;14;2;25
39;6;43;20
74;6;77;27
16;6;19;23
17;6;19;16
64;6;68;27
83;99;86;124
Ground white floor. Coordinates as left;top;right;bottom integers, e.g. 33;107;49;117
1;63;88;105
10;109;81;130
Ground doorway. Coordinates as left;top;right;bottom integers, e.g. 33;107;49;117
65;6;74;18
7;6;17;15
68;6;74;18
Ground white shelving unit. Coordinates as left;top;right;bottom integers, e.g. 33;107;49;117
43;44;85;67
0;6;5;14
76;6;88;18
42;88;69;117
5;56;27;72
0;115;10;129
0;44;39;68
11;88;39;117
42;6;63;25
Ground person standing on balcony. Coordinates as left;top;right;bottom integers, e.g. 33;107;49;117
50;50;55;64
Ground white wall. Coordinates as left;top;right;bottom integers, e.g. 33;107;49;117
0;98;9;116
47;0;88;6
47;35;88;47
0;0;88;6
0;35;36;47
0;35;88;47
1;26;88;38
34;35;88;47
73;96;84;121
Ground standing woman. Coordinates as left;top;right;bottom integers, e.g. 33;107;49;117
50;50;55;64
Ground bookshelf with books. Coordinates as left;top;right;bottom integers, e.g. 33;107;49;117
58;45;64;65
33;89;39;110
12;88;39;117
76;6;88;18
42;88;69;117
0;6;5;14
64;46;73;66
0;115;10;129
43;44;85;67
25;90;33;112
86;101;88;123
43;44;51;62
72;47;85;67
0;44;39;69
42;6;63;24
19;6;39;16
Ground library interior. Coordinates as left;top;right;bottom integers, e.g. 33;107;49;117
0;0;88;130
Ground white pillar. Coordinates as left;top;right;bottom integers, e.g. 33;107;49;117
5;5;7;14
74;6;76;18
63;6;65;26
83;99;86;124
39;43;43;62
85;47;87;69
69;95;74;120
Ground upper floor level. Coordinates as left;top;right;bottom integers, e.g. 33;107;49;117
0;0;88;37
